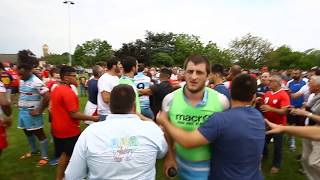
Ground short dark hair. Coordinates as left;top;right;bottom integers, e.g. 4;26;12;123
183;55;210;75
160;67;172;78
211;64;224;75
60;65;76;80
106;57;120;70
231;74;257;102
17;50;39;69
121;56;137;74
110;84;135;114
96;61;107;68
92;65;102;77
138;63;145;72
49;67;59;77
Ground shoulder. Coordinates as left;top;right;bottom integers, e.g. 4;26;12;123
162;91;175;112
0;82;6;92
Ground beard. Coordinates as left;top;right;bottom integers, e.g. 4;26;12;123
186;81;206;94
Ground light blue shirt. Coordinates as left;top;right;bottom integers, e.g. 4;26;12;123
65;114;168;180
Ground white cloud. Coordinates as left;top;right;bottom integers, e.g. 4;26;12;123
0;0;319;56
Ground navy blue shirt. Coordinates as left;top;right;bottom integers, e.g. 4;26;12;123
288;79;306;108
87;79;98;105
214;84;231;102
198;106;265;180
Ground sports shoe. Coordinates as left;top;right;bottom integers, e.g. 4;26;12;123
49;158;59;166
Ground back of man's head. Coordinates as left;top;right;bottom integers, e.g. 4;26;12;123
138;63;145;73
110;84;135;114
160;67;172;79
60;65;76;80
121;56;137;74
230;65;242;76
231;74;257;102
92;65;103;78
211;64;224;76
107;57;121;70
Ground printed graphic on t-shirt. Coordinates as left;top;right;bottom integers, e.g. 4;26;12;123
111;136;139;162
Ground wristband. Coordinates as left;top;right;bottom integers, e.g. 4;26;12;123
306;112;313;118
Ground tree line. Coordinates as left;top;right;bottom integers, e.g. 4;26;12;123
44;31;320;70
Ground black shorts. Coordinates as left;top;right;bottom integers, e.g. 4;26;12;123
11;87;19;94
287;114;305;126
53;135;79;157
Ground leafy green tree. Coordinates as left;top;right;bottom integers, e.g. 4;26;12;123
44;53;69;65
203;41;232;67
73;39;113;67
229;33;273;68
150;52;174;67
171;34;204;65
265;46;304;70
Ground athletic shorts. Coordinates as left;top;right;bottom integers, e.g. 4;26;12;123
11;87;19;94
287;114;305;126
176;155;210;180
53;135;79;157
0;123;8;150
18;109;44;130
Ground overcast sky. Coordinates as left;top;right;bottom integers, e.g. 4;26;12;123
0;0;319;57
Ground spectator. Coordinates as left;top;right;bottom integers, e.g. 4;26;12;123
260;75;290;173
65;84;167;179
50;66;98;180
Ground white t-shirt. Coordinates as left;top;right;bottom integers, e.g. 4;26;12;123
97;73;119;115
65;114;168;180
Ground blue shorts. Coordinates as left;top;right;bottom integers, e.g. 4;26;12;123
176;155;210;180
18;109;44;130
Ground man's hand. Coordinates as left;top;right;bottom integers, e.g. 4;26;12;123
2;116;12;128
156;111;169;126
30;108;42;116
92;116;99;122
260;105;272;112
163;152;178;178
290;108;308;116
265;119;284;135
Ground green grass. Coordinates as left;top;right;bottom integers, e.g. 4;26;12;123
0;97;307;180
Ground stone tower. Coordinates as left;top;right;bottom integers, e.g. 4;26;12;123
42;44;49;57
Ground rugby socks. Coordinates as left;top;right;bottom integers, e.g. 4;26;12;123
27;134;37;153
40;139;49;159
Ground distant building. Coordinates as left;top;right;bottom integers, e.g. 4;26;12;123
0;54;18;63
43;44;49;57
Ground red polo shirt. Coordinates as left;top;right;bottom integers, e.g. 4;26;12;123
263;89;290;125
51;84;80;138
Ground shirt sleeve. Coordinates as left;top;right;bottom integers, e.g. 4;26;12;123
63;90;79;113
34;80;49;95
0;82;6;93
149;123;168;159
217;93;230;110
65;130;88;180
98;76;119;93
162;92;174;113
198;114;222;143
280;91;291;107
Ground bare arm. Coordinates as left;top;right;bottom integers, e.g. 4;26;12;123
158;112;209;148
70;111;98;122
260;105;288;115
138;89;152;96
290;108;320;123
0;92;11;116
101;91;111;104
266;119;320;141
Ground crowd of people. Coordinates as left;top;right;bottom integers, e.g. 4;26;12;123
1;49;320;180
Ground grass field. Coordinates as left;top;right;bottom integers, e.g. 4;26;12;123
0;97;307;180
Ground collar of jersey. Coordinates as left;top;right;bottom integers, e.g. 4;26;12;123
182;86;208;108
